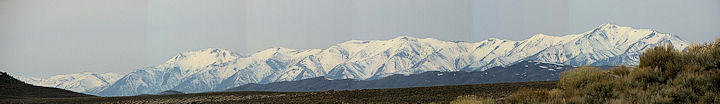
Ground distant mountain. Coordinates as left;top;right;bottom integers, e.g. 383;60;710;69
99;48;243;96
157;90;184;95
0;72;94;99
226;61;610;92
79;24;686;96
18;72;121;95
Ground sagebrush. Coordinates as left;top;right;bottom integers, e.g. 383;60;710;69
501;38;720;103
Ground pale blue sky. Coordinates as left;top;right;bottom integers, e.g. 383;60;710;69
1;0;719;77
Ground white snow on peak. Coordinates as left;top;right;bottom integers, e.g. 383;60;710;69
598;23;620;28
163;48;238;65
486;37;509;42
583;24;655;43
529;33;550;39
18;72;122;94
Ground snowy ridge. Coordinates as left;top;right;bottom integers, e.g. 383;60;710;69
18;72;122;94
99;48;242;96
87;24;687;96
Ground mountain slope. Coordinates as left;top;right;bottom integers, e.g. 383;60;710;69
99;48;241;96
18;72;121;95
525;24;688;66
226;61;600;92
0;72;94;99
97;24;688;96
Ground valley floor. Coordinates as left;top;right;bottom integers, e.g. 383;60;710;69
1;81;555;104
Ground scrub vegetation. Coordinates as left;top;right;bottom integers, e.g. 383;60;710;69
1;81;555;104
456;38;720;103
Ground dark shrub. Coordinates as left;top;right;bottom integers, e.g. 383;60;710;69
505;89;548;104
583;80;619;103
628;67;664;84
558;66;606;90
607;66;631;77
639;44;680;70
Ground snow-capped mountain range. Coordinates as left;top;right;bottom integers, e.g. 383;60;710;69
19;24;689;96
17;72;122;94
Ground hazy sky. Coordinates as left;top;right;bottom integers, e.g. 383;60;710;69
1;0;719;77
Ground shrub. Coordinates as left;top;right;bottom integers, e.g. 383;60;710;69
627;67;665;84
450;95;495;104
640;44;689;80
639;44;680;70
504;89;548;104
607;66;631;77
583;80;619;103
683;40;720;70
664;70;716;102
710;70;720;92
557;66;606;90
698;92;720;103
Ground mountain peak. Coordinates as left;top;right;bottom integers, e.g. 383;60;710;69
391;36;420;41
202;48;232;53
580;24;666;43
163;48;240;68
251;46;300;59
175;48;236;58
487;38;509;42
271;46;291;50
596;23;623;29
525;34;563;42
257;47;295;54
590;24;630;33
339;40;370;45
529;34;550;39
